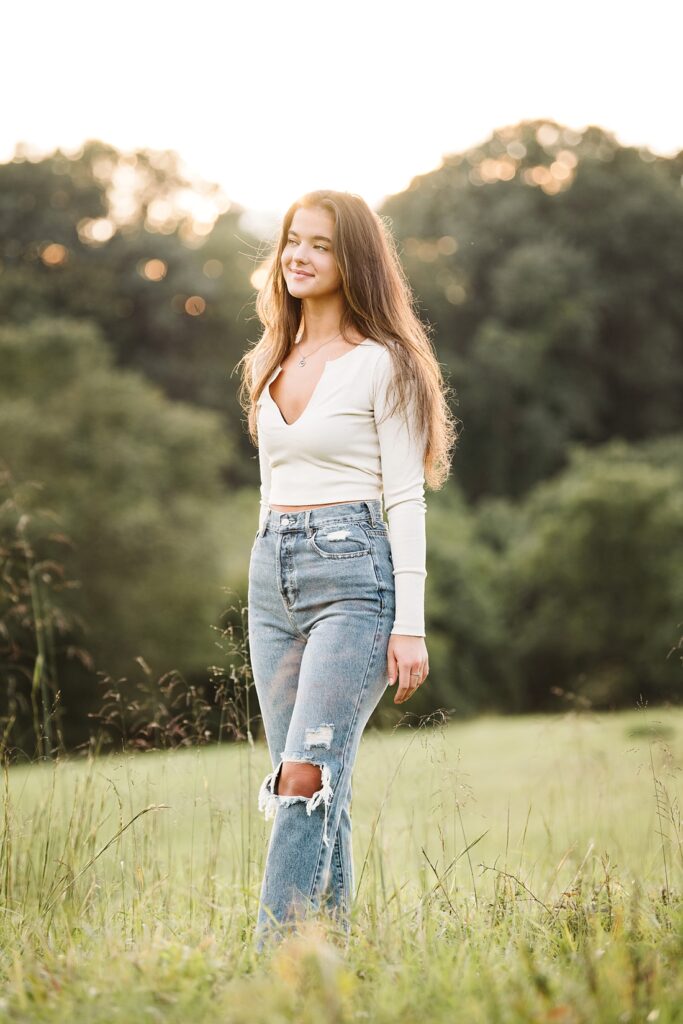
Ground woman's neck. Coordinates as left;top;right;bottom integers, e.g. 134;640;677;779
299;296;346;343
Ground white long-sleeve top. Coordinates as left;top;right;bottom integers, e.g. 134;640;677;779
255;339;427;636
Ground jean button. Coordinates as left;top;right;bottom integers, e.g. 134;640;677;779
281;517;290;527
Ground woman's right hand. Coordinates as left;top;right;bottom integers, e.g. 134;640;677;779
387;635;429;703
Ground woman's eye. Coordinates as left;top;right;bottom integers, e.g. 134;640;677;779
286;239;327;251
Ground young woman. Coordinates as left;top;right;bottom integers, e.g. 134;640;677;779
239;190;457;950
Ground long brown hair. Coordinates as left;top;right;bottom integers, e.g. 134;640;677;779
236;189;459;489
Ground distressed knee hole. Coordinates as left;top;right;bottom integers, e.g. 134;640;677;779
257;757;335;847
277;760;322;799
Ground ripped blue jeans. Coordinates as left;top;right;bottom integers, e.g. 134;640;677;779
247;499;395;949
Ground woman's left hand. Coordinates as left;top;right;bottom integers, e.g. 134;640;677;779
387;635;429;704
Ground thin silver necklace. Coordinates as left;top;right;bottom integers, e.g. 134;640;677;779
294;330;343;367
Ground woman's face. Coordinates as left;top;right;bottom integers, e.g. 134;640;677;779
280;205;342;300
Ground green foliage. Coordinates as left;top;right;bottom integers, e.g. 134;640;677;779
0;141;260;483
416;435;683;715
415;486;512;717
381;120;683;500
2;129;682;736
495;437;683;709
0;318;233;694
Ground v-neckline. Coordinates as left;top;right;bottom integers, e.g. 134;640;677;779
266;340;370;428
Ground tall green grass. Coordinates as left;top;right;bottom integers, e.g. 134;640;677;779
1;706;681;1022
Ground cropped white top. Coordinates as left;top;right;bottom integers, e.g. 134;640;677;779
255;339;427;636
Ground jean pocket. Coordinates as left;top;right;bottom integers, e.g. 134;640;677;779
309;522;372;559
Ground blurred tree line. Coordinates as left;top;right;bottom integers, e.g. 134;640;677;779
0;121;681;754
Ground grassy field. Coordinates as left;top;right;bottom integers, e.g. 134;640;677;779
1;706;682;1022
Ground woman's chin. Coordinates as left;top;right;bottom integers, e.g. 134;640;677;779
286;277;313;294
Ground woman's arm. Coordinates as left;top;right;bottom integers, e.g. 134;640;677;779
372;347;428;638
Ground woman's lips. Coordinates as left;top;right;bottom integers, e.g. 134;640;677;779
291;270;313;278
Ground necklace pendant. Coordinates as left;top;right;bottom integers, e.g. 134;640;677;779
298;357;306;367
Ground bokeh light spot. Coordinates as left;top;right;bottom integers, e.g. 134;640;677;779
41;242;68;266
185;295;206;316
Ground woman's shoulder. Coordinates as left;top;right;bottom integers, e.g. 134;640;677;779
361;336;397;349
364;338;400;376
361;337;399;363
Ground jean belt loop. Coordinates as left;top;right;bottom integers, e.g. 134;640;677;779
304;508;313;537
363;500;377;527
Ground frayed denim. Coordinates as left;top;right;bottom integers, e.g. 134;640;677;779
248;499;395;951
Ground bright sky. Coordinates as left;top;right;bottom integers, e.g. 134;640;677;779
3;0;681;231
